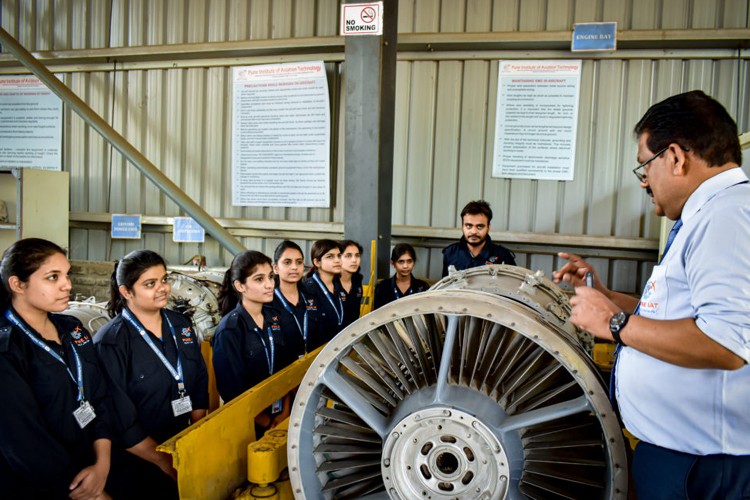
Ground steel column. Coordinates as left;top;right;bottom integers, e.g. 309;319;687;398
343;0;398;282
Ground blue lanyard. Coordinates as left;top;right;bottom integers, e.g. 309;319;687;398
392;276;415;299
5;309;86;403
123;308;187;395
274;288;308;346
253;325;275;375
313;273;343;325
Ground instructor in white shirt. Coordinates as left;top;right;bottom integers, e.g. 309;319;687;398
553;90;750;499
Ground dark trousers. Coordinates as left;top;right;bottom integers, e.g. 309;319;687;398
107;449;180;500
633;441;750;499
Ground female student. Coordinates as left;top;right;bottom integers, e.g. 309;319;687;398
0;238;114;499
374;243;430;310
270;240;321;357
339;239;363;328
95;250;208;496
212;250;293;434
303;239;346;348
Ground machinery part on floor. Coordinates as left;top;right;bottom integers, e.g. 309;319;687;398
167;270;223;342
64;297;110;337
288;265;628;500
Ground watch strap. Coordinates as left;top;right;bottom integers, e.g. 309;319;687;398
611;325;627;346
610;312;629;346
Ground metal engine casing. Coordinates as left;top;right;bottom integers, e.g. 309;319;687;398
287;265;627;499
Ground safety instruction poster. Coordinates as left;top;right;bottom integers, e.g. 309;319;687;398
0;75;62;171
492;60;582;181
231;61;330;207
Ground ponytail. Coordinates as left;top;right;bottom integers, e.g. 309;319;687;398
106;250;167;318
218;267;238;316
106;262;126;318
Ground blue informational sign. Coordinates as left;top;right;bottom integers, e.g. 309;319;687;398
111;214;142;239
571;22;617;52
173;217;205;243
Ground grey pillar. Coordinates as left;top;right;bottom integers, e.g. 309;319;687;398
343;0;398;284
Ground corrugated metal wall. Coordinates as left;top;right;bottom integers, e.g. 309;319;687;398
1;0;748;294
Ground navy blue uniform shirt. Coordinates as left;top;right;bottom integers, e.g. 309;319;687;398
212;302;292;403
0;311;113;498
341;272;363;329
269;285;321;358
302;274;347;349
95;308;209;447
441;235;516;277
373;274;430;310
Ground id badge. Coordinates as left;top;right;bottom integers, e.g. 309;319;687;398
271;398;283;414
171;395;193;417
73;401;97;429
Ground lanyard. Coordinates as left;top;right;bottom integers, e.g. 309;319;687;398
274;288;308;346
122;308;187;395
313;273;343;326
5;309;86;403
254;325;275;376
392;276;415;299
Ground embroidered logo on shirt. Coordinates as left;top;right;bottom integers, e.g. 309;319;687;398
639;280;659;314
180;327;195;344
487;256;499;264
71;326;91;346
306;299;318;311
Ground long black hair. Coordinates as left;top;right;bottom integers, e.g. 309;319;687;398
305;239;340;279
218;250;272;316
0;238;67;311
107;249;167;318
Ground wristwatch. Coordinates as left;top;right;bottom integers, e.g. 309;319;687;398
609;311;630;346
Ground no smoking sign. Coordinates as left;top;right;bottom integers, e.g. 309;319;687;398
340;2;383;36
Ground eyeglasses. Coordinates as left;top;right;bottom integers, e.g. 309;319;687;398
632;146;668;183
632;145;690;183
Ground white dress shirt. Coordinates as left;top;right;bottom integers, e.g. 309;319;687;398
617;167;750;455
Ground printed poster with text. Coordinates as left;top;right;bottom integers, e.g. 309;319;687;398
232;61;330;207
492;60;582;181
0;76;62;170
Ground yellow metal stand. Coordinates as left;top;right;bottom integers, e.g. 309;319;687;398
231;427;294;499
592;341;616;370
200;340;221;413
157;346;322;500
359;239;377;316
